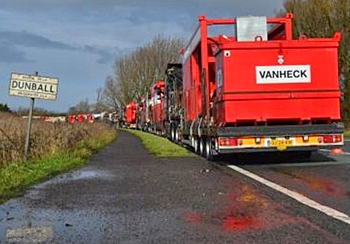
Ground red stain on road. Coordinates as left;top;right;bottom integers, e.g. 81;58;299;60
307;179;345;196
183;213;202;224
220;186;264;231
223;216;259;231
184;185;297;233
276;170;346;197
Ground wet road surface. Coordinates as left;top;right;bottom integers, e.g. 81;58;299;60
0;131;350;243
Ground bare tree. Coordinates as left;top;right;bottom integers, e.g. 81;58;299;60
100;76;121;110
94;87;110;113
111;35;184;105
70;98;91;113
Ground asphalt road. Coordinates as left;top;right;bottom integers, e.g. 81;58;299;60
0;131;349;243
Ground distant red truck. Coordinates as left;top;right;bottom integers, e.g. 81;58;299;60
137;97;148;131
150;80;166;134
124;102;138;129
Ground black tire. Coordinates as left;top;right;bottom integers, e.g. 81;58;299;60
175;126;179;142
205;137;216;161
170;125;175;141
191;136;195;148
194;137;200;154
200;137;205;157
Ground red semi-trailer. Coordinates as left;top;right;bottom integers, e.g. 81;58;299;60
151;80;166;134
124;102;138;129
167;13;344;159
137;97;148;131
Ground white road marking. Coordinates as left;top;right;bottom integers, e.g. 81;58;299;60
227;165;350;225
344;139;350;142
249;161;350;168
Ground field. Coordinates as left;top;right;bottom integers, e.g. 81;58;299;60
0;112;115;166
0;112;117;202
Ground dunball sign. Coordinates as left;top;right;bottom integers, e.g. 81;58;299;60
9;73;59;100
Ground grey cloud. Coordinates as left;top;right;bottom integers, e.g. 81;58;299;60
83;45;117;64
0;43;33;63
0;0;284;16
0;31;118;65
0;31;77;50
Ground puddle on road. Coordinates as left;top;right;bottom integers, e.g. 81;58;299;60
65;170;114;181
0;201;53;243
0;167;118;242
56;168;115;181
0;200;121;243
6;226;53;243
20;168;116;203
32;169;115;189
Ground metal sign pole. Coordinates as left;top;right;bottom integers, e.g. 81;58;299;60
24;72;38;159
24;97;35;159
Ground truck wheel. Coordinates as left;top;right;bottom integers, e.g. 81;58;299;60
200;137;205;157
171;125;175;141
175;126;179;142
206;138;215;161
194;137;200;154
191;136;195;148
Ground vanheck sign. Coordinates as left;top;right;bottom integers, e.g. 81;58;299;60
9;73;59;100
256;65;311;84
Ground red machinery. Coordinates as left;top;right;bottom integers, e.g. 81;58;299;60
165;13;343;159
151;80;166;133
137;96;150;131
124;102;138;129
164;63;183;141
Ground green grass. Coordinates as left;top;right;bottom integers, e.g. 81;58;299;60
126;129;195;157
344;130;350;138
0;131;118;204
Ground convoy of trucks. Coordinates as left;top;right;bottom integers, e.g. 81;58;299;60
124;13;344;160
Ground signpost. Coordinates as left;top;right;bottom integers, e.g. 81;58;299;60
9;72;59;159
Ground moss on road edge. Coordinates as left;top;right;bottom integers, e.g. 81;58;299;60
125;129;195;157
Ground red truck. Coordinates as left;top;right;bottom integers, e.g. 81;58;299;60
124;102;138;129
150;80;166;134
165;13;344;159
137;97;147;130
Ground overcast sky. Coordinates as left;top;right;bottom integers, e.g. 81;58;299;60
0;0;284;112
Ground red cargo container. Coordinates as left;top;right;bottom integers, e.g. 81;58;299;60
124;102;138;129
176;13;344;159
151;80;165;133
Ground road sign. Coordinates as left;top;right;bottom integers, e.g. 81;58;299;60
9;73;59;100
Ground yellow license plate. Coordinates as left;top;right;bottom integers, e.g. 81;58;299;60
270;139;293;151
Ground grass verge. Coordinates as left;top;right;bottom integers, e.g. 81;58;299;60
0;130;118;204
344;130;350;138
125;129;195;157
